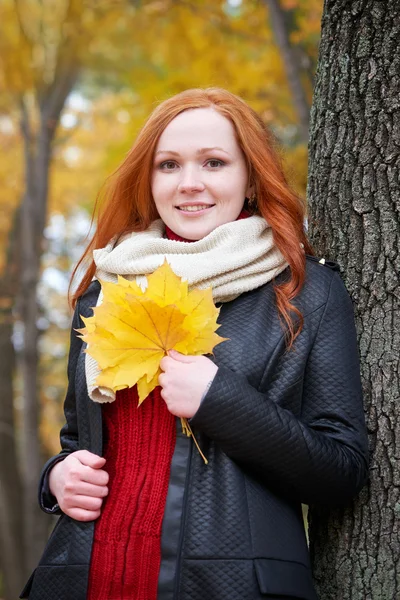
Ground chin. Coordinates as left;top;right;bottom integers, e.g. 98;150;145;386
183;227;213;241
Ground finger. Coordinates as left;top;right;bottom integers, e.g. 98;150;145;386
66;507;101;522
68;495;104;511
158;373;167;388
72;481;109;498
73;450;106;469
160;356;173;371
167;349;193;362
80;467;109;486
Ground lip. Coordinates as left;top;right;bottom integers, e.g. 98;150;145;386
175;203;215;216
175;201;215;208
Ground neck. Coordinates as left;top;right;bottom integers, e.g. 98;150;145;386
165;208;251;242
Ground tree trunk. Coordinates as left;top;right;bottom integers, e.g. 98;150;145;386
0;322;25;600
17;103;50;574
307;1;400;599
17;61;79;572
0;211;26;599
263;0;310;142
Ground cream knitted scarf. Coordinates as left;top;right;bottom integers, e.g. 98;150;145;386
86;216;288;403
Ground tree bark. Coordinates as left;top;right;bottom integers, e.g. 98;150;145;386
307;1;400;599
263;0;310;143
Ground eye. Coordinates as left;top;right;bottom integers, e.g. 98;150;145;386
159;160;178;171
205;159;225;168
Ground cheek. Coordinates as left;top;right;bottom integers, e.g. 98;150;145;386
151;174;173;208
219;162;248;190
151;172;161;197
217;170;248;202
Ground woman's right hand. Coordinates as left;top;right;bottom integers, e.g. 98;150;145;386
48;450;109;521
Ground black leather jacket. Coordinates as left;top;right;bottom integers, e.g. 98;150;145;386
20;257;368;600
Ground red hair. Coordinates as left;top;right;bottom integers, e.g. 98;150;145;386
71;88;313;347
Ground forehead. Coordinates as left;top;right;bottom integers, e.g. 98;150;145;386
156;107;239;151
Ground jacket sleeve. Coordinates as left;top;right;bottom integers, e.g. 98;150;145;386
190;272;369;507
38;299;84;514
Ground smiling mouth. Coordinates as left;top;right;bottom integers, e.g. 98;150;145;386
176;205;215;212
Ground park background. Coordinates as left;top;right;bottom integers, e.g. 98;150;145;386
0;1;399;599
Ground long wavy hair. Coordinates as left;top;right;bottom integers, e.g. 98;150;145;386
71;87;313;347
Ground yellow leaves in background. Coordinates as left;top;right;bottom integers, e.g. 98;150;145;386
78;260;226;404
0;126;22;274
283;143;309;198
0;0;324;250
0;0;323;455
123;1;292;126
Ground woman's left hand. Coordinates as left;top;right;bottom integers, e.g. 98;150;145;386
159;350;218;419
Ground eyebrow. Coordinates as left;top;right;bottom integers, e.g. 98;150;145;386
155;147;232;156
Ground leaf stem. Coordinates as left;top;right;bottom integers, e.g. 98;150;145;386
180;417;208;465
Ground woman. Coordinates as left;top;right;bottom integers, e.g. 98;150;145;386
21;88;368;600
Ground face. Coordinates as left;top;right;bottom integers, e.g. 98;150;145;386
151;107;251;240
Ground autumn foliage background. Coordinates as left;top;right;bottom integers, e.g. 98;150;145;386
0;0;322;595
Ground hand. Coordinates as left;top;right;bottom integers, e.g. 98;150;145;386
159;350;218;419
48;450;109;522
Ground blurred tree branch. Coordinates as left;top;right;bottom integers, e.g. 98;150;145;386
262;0;310;143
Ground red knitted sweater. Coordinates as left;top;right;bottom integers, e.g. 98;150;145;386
87;211;250;599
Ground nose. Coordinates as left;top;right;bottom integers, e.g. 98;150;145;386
177;166;205;193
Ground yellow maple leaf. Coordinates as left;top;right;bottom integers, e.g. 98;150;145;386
77;260;227;404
